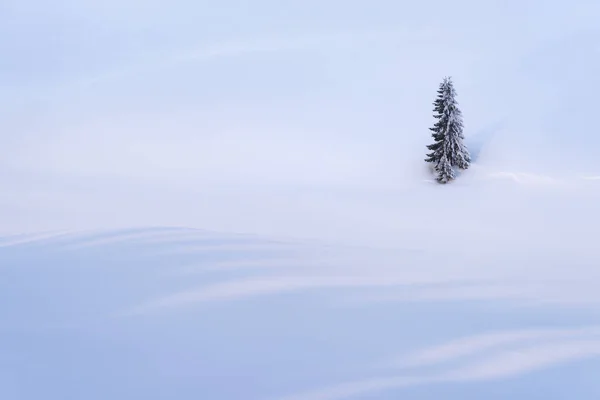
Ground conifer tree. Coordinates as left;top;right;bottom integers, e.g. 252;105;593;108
425;77;471;183
435;154;455;184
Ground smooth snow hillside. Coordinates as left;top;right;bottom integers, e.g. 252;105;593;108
3;1;600;399
3;227;600;400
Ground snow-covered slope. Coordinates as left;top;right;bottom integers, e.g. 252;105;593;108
4;1;600;399
3;223;600;400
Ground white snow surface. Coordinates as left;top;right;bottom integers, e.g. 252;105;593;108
3;223;600;400
3;1;600;398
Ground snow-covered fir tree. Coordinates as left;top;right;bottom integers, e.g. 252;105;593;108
425;77;471;183
435;154;455;184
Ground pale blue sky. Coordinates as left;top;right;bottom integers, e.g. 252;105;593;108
3;0;598;106
2;0;600;234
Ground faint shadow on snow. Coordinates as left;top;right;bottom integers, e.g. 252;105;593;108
279;328;600;400
0;227;311;329
466;121;505;164
3;227;600;400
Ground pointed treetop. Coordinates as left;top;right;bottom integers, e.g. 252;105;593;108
425;76;471;182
